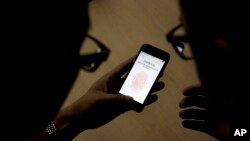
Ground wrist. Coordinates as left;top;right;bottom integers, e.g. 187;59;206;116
25;109;79;141
50;109;88;140
53;109;73;132
46;122;57;135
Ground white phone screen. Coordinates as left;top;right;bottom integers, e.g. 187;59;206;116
119;51;165;104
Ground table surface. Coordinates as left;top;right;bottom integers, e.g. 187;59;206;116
61;0;217;141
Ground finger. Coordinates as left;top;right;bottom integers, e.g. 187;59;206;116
131;95;158;113
180;95;209;108
104;94;134;103
183;86;208;96
111;56;136;78
106;77;124;93
144;94;158;106
129;94;159;112
182;120;207;133
179;109;207;120
151;81;165;93
159;71;164;78
101;93;135;110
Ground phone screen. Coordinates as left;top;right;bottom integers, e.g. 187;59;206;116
119;51;165;104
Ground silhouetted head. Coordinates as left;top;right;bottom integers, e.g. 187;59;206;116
3;1;91;140
179;0;249;136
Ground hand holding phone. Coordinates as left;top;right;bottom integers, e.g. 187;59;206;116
119;44;170;104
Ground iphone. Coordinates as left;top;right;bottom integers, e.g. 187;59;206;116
119;44;170;104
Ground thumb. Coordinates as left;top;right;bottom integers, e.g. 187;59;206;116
103;94;135;109
108;94;134;103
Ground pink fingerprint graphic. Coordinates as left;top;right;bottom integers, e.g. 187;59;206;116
131;71;148;91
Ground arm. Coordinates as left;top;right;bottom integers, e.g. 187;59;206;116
27;57;165;141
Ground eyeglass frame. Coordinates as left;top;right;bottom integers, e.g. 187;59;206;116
167;24;193;60
78;34;110;72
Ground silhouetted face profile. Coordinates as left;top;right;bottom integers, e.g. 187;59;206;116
4;1;91;139
179;0;249;134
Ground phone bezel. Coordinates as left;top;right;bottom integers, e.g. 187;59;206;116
120;43;170;104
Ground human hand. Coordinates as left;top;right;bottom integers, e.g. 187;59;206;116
55;57;165;139
179;86;232;141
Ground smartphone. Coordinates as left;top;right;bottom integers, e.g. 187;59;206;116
119;44;170;104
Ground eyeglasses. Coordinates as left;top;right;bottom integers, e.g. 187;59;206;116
167;24;193;60
79;34;110;72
